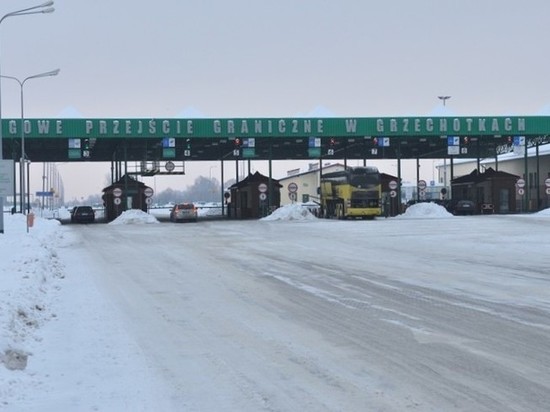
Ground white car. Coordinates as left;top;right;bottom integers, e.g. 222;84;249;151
169;203;198;222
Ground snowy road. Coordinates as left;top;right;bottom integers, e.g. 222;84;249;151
67;215;550;411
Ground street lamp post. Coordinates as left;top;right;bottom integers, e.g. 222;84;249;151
437;95;451;191
0;1;55;234
209;165;217;180
438;95;451;106
1;69;60;228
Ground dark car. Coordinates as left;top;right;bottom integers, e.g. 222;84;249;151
453;200;476;215
71;206;96;223
169;203;198;222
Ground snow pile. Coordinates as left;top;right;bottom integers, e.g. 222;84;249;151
109;209;160;225
0;215;69;372
197;202;223;217
261;203;317;221
397;202;453;219
535;208;550;216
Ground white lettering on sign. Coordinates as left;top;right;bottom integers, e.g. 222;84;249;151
5;116;531;138
376;119;384;133
303;119;311;133
374;117;527;134
414;119;421;132
478;118;486;132
37;120;50;134
278;120;286;133
149;120;157;134
162;120;170;134
213;120;221;134
345;119;357;133
426;118;434;132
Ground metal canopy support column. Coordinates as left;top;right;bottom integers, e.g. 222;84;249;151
268;142;273;212
450;157;454;196
536;142;540;210
26;161;30;213
416;157;420;201
124;140;128;211
476;137;481;172
397;139;402;210
524;141;529;212
343;142;347;169
220;158;225;217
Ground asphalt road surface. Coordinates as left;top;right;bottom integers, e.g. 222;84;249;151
71;215;550;411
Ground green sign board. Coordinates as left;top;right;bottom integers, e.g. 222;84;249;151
242;148;256;158
308;147;321;158
4;116;550;139
68;148;81;159
162;148;176;159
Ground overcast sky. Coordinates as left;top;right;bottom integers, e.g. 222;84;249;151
2;0;549;200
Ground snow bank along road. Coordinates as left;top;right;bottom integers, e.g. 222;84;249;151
69;215;549;411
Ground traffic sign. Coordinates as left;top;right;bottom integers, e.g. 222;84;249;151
145;197;153;204
517;188;525;196
546;188;550;195
259;193;267;201
114;197;122;205
258;183;268;193
516;178;526;188
288;182;298;193
545;178;550;188
390;190;397;198
418;180;427;190
113;187;123;197
144;187;154;197
289;192;297;202
388;180;398;190
0;160;14;197
165;161;175;172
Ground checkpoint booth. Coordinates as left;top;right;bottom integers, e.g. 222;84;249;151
102;174;154;222
380;173;401;217
228;172;282;219
451;168;519;214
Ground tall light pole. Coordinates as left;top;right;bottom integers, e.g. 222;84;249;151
1;69;60;225
209;165;217;180
438;95;451;106
0;1;55;234
437;95;451;192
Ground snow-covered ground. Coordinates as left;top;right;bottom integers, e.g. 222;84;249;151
1;203;550;411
